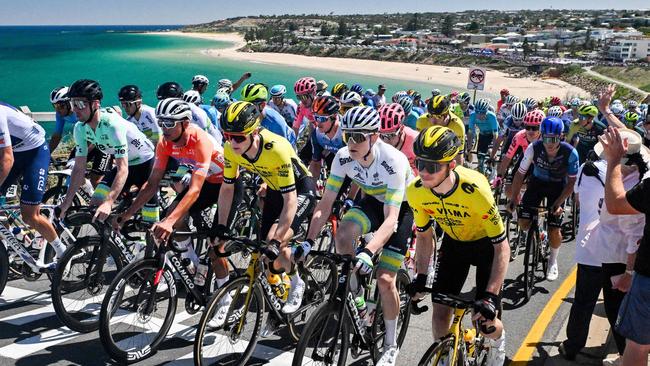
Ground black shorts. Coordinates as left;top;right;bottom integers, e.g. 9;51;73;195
174;178;243;221
432;236;499;301
100;159;153;193
261;177;316;240
477;133;493;155
341;194;413;258
68;147;113;175
519;177;565;228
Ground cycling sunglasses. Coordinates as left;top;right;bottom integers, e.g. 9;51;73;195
71;99;89;110
380;132;399;141
542;136;561;144
416;158;446;174
157;118;180;129
224;133;249;144
314;114;332;124
120;99;141;107
343;131;371;144
525;126;539;131
297;94;313;102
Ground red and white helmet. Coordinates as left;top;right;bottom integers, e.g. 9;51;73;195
523;109;545;126
378;103;405;133
294;77;317;96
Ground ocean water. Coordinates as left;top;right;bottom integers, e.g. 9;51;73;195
1;25;461;136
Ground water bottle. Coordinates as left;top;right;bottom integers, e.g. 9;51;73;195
464;328;477;356
13;227;31;248
194;258;209;286
181;258;196;276
354;296;368;324
268;274;289;301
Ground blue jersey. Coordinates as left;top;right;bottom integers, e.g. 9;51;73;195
500;115;523;137
404;111;419;130
468;111;499;135
262;106;296;146
518;140;579;183
200;104;219;127
311;125;344;161
54;112;78;135
413;106;425;116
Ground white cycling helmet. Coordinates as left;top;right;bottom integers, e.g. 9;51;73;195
218;78;233;89
341;106;381;132
50;86;70;104
182;90;202;105
510;102;528;121
156;98;192;120
192;74;209;85
547;106;563;118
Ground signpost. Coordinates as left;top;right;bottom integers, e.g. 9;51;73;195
467;67;486;103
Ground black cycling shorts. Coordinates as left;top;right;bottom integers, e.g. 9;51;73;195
99;158;153;194
68;147;113;175
519;177;565;228
477;133;493;155
261;176;316;240
174;177;243;222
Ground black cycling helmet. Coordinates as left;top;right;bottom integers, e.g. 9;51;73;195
413;125;461;163
68;79;103;101
118;85;142;102
220;101;261;135
156;81;184;100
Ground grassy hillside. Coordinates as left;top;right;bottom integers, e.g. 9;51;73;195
592;66;650;92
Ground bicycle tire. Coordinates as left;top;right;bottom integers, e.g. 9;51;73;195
288;253;339;342
418;335;463;366
291;303;350;366
370;269;412;363
315;222;335;253
193;276;264;366
523;226;539;301
0;242;8;297
99;258;177;364
42;184;82;207
51;236;122;333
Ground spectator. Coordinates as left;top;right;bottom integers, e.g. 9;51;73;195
600;127;650;366
373;84;387;107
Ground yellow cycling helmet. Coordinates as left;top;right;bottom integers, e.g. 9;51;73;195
220;101;261;135
578;104;598;118
413;125;461;163
427;95;450;115
240;83;268;103
331;82;348;97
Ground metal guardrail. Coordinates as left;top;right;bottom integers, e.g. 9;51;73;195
19;105;123;123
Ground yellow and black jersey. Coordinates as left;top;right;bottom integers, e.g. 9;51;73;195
406;166;506;243
223;129;310;193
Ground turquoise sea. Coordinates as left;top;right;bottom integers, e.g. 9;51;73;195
1;25;458;136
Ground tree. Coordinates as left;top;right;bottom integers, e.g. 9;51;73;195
522;37;531;60
441;15;454;37
320;22;331;37
583;28;592;50
554;42;561;56
287;22;298;32
354;26;361;38
468;21;479;33
405;13;419;32
337;19;349;37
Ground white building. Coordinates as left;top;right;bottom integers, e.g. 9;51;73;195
606;37;650;61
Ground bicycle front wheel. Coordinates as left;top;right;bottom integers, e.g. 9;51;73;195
194;276;264;366
51;236;122;333
99;258;177;364
0;242;8;297
523;227;540;301
418;335;464;366
292;303;350;366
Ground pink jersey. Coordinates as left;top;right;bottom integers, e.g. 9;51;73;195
505;129;535;160
292;103;315;130
400;126;418;176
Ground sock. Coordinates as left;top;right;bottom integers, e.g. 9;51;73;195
215;275;229;288
179;239;199;267
384;318;398;347
289;270;303;287
490;330;505;349
549;247;559;265
50;238;66;258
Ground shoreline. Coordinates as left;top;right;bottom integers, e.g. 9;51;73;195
146;31;589;99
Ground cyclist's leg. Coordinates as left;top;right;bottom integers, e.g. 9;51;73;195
132;159;159;223
430;236;472;339
473;239;504;340
88;149;112;188
518;178;545;232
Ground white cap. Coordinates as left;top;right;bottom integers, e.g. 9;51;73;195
594;129;650;163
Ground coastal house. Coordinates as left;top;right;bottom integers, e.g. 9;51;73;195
605;37;650;61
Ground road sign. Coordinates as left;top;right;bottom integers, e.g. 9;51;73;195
467;67;486;91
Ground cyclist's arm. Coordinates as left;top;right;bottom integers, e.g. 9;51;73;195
49;113;66;152
217;182;235;227
0;146;14;188
414;228;435;275
365;204;399;254
553;176;576;209
510;144;533;204
308;160;322;180
496;155;511;177
62;154;87;208
306;186;337;240
168;168;206;225
49;134;62;153
605;160;641;215
274;190;298;241
491;134;504;160
105;156;129;204
231;72;251;94
487;239;509;294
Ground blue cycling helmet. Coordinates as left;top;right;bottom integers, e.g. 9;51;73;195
212;88;232;109
270;84;287;98
541;116;564;136
474;98;490;114
350;83;364;94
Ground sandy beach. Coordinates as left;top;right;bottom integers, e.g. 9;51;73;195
148;31;589;99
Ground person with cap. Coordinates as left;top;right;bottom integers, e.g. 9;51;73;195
191;74;210;96
373;84;387;108
599;126;650;366
316;80;330;96
558;129;646;363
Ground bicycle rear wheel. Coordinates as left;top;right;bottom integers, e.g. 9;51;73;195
370;269;412;362
418;335;464;366
99;258;177;364
292;303;350;366
523;227;540;301
0;243;8;297
194;276;263;366
51;236;122;333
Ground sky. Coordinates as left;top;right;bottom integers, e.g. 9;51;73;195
0;0;648;26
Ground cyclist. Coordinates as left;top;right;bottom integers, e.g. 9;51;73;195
567;104;607;164
623;111;640;130
308;96;344;178
217;72;255;96
547;105;571;135
496;88;509;114
191;74;210;96
240;83;296;146
316;80;329;97
302;105;415;366
379;103;418;174
58;79;157;223
292;77;318;162
116;98;236;313
523;97;538;113
331;82;348;100
498;95;519;126
457;92;474;125
397;95;419;130
183;89;219;127
0;102;67;266
507;116;579;281
412;91;426;115
494;109;544;198
212;87;232;115
562;97;581;123
118;84;161;145
416;95;466;164
268;84;298;126
157;81;223;146
549;96;566;112
406;125;508;366
491;102;527;161
468;98;499;168
49;86;110;187
340;90;363;116
214;101;316;328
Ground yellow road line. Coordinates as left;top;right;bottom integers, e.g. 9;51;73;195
510;265;577;365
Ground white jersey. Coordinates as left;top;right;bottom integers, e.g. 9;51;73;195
268;98;298;126
326;139;413;207
189;103;223;146
127;104;161;145
0;103;46;152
